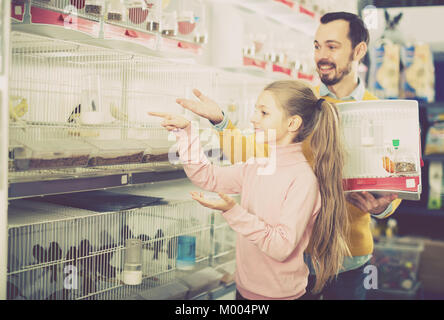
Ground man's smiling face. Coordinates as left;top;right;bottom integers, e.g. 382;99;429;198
314;19;356;86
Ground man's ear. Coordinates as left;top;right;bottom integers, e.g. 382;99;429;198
353;41;367;62
288;115;302;133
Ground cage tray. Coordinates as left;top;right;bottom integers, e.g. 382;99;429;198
33;190;165;212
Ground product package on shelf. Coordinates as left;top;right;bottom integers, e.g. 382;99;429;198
424;123;444;156
126;0;151;27
369;41;401;99
85;0;104;18
106;0;126;23
339;100;422;200
176;0;207;44
243;12;273;73
146;0;161;32
400;43;435;103
428;161;442;209
290;34;317;84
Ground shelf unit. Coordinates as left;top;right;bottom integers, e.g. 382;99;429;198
393;101;444;240
228;0;320;37
2;0;355;300
6;0;309;201
11;0;204;58
0;0;11;301
3;0;279;300
8;163;187;199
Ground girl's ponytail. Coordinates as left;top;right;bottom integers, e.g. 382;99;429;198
307;99;351;293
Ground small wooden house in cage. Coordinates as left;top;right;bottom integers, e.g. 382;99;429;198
338;100;422;200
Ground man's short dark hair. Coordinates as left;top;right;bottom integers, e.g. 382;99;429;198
320;12;369;48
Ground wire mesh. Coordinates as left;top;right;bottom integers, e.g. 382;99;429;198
7;198;216;300
8;31;218;173
9;31;269;178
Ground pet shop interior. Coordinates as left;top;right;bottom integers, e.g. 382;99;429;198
1;0;444;301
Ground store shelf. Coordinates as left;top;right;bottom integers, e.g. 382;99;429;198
396;202;444;218
11;3;204;59
227;0;319;37
208;281;236;300
419;101;444;109
190;281;236;300
8;164;186;199
423;154;444;161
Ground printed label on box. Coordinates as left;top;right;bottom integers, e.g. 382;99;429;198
406;179;416;188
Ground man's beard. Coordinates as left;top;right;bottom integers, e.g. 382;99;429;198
317;55;353;86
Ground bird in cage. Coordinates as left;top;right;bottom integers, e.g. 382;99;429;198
7;280;24;300
78;239;97;296
95;231;117;279
67;104;82;123
167;236;178;259
153;229;165;260
65;246;78;267
48;242;63;284
9;96;28;122
32;244;48;264
138;233;152;250
121;224;135;244
110;102;128;122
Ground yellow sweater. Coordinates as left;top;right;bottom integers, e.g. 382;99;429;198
217;86;402;256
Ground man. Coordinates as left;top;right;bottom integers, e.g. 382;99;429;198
175;12;402;300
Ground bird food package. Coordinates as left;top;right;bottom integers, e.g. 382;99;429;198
400;43;435;103
369;42;401;99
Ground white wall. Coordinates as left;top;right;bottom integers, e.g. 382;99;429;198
363;6;444;52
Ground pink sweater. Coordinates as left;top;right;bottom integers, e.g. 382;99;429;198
175;127;321;300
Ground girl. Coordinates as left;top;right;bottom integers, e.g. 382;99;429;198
150;80;350;299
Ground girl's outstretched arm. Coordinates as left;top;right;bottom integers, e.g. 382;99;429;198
149;112;245;194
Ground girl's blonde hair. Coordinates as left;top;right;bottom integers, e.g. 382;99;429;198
264;80;351;293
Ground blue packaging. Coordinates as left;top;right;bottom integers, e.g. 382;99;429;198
176;235;196;270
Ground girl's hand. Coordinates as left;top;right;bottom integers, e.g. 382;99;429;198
190;191;237;212
176;89;224;124
148;112;190;131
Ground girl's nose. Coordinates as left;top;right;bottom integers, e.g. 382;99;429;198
250;114;259;125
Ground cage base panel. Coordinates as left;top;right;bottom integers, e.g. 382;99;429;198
344;176;421;200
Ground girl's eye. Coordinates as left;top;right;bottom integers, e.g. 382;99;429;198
329;46;336;50
261;111;268;116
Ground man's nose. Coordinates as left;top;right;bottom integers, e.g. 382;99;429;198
316;47;331;61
